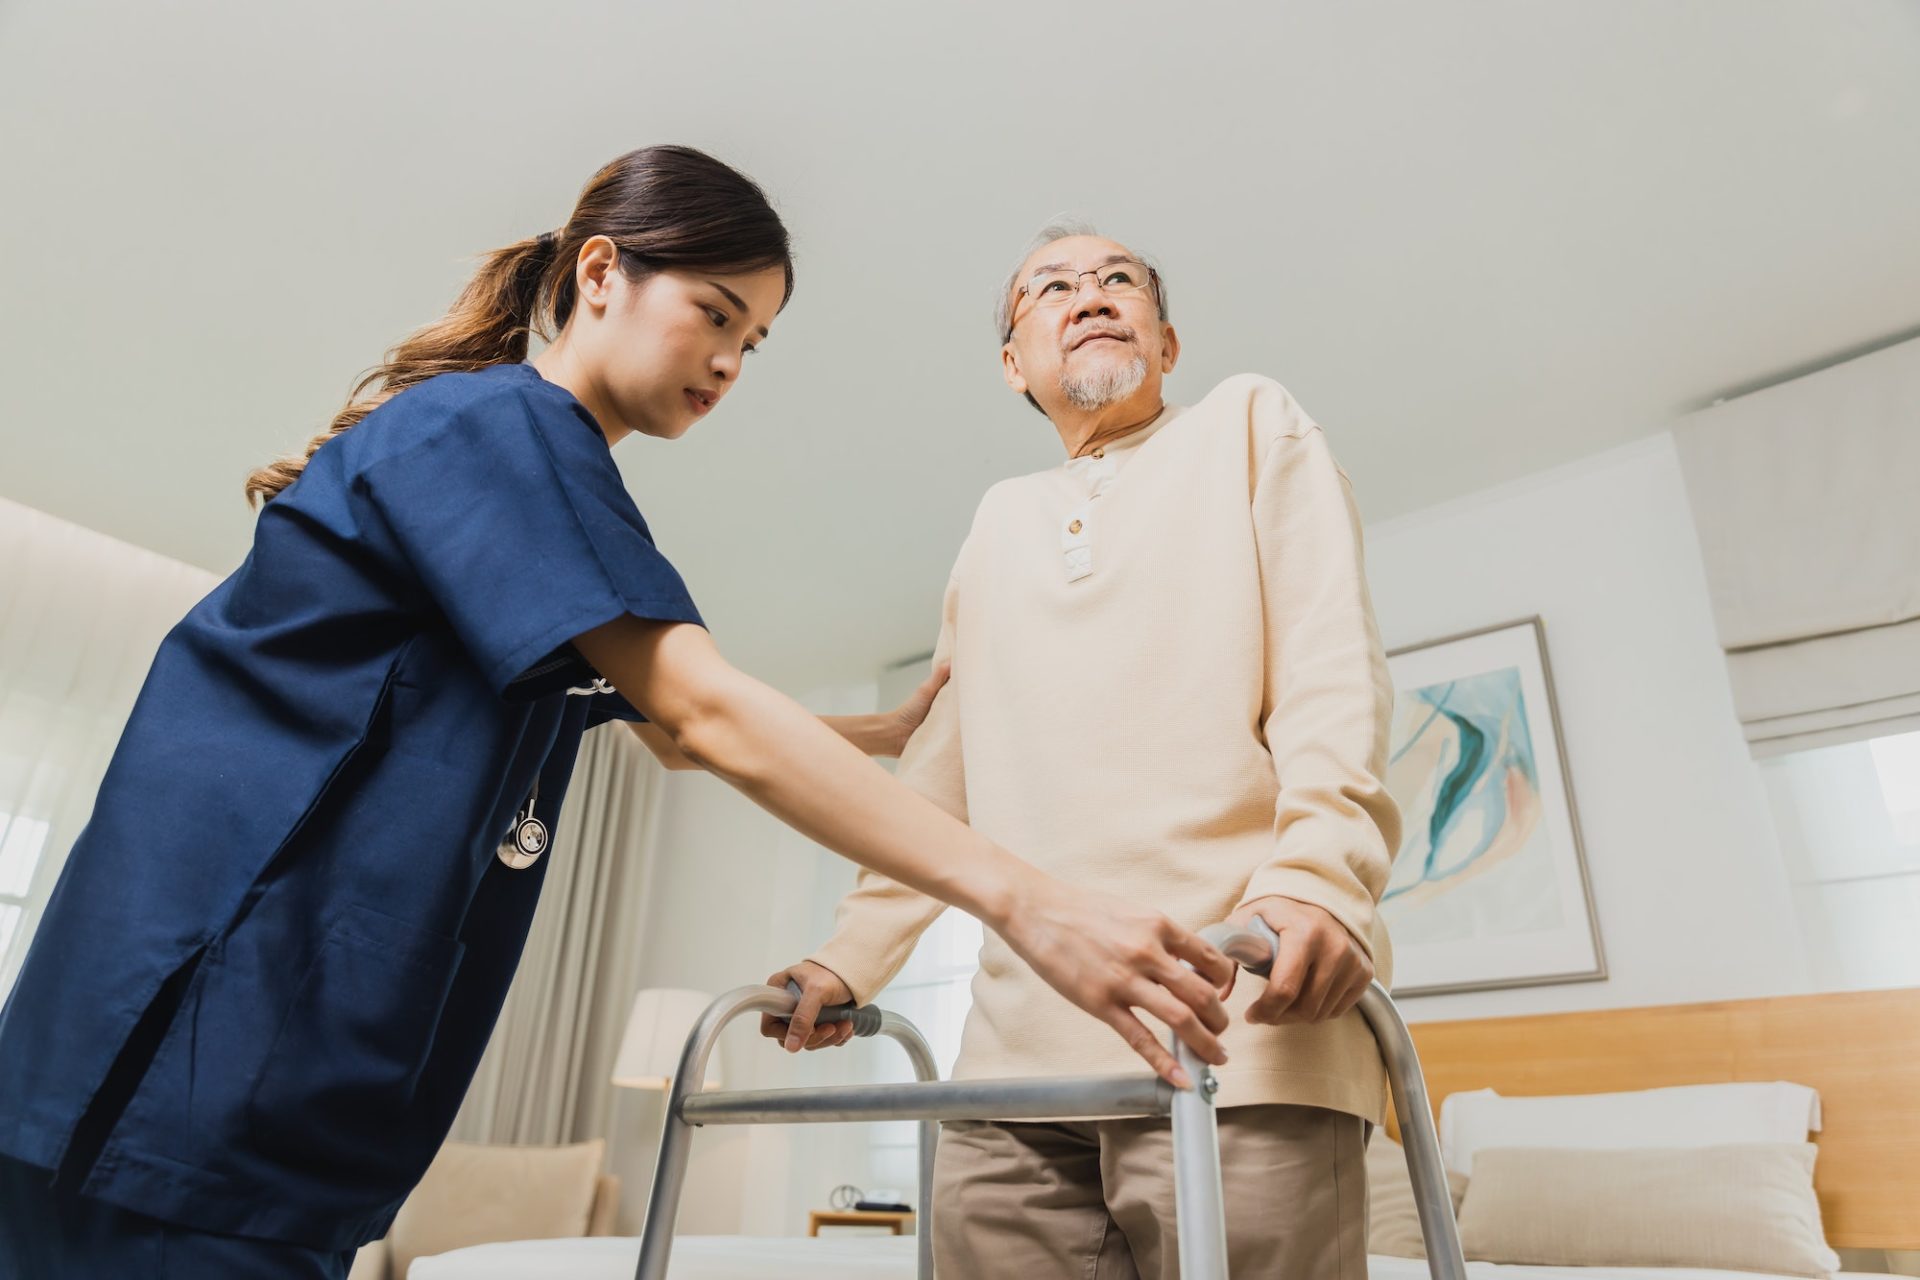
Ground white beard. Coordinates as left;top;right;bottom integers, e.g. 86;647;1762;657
1060;351;1148;410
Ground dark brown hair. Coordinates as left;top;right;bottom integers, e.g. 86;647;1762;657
247;145;793;506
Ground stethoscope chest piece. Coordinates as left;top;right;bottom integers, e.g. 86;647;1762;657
496;779;550;870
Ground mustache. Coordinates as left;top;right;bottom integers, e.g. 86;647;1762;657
1066;323;1136;352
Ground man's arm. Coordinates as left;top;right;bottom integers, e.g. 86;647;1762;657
1230;399;1403;1025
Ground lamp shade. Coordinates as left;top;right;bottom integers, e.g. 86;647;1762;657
610;988;721;1090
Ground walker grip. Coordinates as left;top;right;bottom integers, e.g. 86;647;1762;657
784;980;883;1036
1199;916;1281;979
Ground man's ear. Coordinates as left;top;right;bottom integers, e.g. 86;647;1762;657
1001;342;1030;396
1159;322;1181;374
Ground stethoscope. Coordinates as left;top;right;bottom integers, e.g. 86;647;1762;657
496;778;550;870
494;674;616;870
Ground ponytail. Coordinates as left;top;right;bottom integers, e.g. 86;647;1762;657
244;145;793;508
244;232;559;507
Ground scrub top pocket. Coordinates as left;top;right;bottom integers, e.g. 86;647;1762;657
244;903;466;1185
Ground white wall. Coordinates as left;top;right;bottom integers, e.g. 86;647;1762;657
1365;433;1811;1023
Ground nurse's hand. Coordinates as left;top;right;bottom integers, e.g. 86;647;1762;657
760;960;858;1052
879;661;950;757
1001;884;1235;1089
867;660;948;759
814;662;949;759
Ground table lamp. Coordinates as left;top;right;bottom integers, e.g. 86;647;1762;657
610;987;723;1091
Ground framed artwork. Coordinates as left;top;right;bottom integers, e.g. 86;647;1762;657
1380;617;1605;997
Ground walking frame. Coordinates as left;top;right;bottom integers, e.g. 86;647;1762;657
634;918;1468;1279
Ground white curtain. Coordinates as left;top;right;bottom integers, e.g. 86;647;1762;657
450;722;667;1149
1674;337;1920;757
0;498;218;1000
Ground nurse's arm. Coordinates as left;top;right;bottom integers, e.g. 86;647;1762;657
572;614;1235;1089
623;663;948;770
626;722;703;770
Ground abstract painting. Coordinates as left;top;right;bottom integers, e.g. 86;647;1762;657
1380;618;1604;996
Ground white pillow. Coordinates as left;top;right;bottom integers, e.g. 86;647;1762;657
1439;1081;1821;1176
1367;1136;1470;1259
1455;1143;1841;1277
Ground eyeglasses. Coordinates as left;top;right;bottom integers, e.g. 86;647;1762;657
1005;259;1159;340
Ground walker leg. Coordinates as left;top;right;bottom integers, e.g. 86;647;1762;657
632;989;944;1280
873;1010;942;1280
633;987;792;1280
1170;1036;1231;1280
633;1088;696;1280
1199;919;1468;1280
1356;985;1469;1280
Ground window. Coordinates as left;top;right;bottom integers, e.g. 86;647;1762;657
0;501;222;1005
0;810;53;998
1868;732;1920;845
1758;729;1920;991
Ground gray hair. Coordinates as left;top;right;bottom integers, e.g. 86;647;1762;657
993;217;1171;343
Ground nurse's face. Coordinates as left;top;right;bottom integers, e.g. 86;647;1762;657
565;238;785;442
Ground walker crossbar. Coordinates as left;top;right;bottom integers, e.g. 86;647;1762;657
632;919;1468;1280
681;1074;1172;1126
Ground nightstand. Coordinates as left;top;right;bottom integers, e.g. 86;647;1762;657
807;1208;916;1236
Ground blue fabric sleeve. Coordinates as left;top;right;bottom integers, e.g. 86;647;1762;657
587;688;646;727
359;386;704;700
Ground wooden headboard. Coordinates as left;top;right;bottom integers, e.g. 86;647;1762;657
1384;987;1920;1250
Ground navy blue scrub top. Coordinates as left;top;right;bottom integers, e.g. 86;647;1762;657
0;363;702;1250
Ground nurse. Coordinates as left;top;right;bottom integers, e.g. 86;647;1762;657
0;146;1234;1278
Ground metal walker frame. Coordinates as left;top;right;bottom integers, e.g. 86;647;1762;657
634;919;1466;1279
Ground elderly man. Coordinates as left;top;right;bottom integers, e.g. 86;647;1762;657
767;221;1401;1278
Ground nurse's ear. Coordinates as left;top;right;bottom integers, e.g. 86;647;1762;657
572;235;624;314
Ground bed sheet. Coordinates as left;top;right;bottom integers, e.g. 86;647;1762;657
408;1235;1875;1280
408;1234;916;1280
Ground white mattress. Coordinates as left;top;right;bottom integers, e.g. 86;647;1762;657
408;1234;917;1280
406;1235;1875;1280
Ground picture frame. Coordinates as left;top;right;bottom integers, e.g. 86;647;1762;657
1381;617;1605;997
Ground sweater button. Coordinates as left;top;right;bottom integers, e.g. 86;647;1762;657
1068;519;1083;535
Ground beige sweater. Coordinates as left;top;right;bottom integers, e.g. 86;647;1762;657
810;374;1402;1121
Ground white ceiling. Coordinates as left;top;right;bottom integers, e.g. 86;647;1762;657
3;1;1917;692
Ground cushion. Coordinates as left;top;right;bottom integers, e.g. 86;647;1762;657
345;1243;385;1280
388;1139;607;1279
1439;1081;1821;1175
1455;1142;1841;1277
1367;1136;1469;1259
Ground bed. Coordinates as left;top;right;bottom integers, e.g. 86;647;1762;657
410;985;1920;1279
1387;984;1920;1257
409;1234;1892;1279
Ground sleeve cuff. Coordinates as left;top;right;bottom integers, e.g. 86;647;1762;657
807;930;919;1008
1236;866;1379;963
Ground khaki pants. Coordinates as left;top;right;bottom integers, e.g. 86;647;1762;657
929;1104;1367;1280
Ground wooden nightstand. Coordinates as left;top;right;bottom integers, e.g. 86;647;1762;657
807;1208;916;1236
